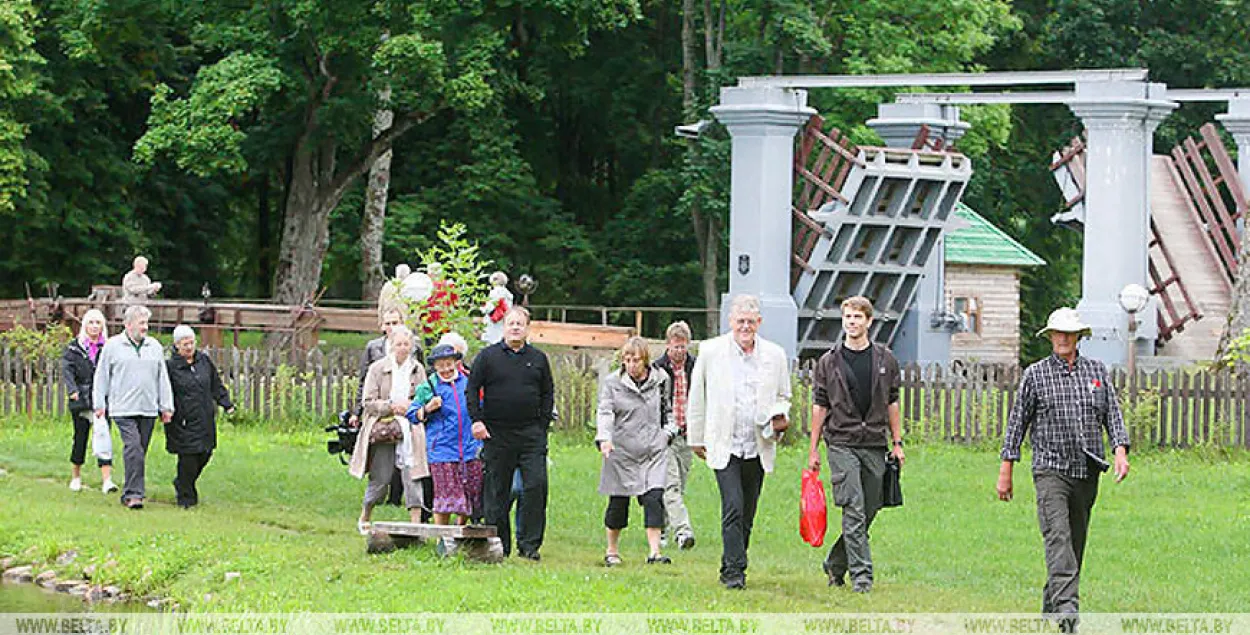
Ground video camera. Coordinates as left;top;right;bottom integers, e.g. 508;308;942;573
325;410;359;464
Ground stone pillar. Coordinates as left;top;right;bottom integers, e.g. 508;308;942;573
710;86;816;359
867;102;971;148
1217;95;1250;195
1068;81;1176;365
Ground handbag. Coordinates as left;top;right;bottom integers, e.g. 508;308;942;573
882;453;903;508
368;415;404;445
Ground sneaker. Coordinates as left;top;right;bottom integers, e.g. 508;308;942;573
677;534;696;550
101;479;118;494
517;550;541;562
123;498;144;510
721;577;745;590
69;478;82;492
851;582;872;594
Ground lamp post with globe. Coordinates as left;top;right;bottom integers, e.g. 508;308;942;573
1118;283;1150;377
517;274;538;307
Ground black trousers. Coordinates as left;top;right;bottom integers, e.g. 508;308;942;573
604;488;665;530
482;427;548;557
70;412;111;467
714;455;765;582
174;452;213;506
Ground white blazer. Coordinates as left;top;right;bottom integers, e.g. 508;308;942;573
687;333;792;473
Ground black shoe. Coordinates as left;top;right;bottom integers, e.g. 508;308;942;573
517;550;541;562
677;534;695;550
822;561;845;587
646;555;672;565
722;577;745;590
851;582;872;594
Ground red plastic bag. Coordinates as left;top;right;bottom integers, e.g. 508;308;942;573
800;469;827;547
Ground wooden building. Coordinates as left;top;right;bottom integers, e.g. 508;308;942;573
944;203;1045;365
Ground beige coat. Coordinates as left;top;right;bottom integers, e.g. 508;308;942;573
687;333;791;473
348;355;429;480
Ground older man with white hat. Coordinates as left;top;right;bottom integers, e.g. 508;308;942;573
996;307;1131;629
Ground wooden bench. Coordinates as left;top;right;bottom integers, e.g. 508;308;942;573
366;522;504;563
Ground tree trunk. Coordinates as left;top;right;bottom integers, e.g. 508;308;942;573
272;140;338;306
1215;223;1250;365
360;84;394;302
681;0;698;116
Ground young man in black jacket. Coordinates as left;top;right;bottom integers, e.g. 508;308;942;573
652;321;697;550
466;306;555;560
806;296;904;593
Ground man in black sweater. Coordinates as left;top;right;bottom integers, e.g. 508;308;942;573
467;306;555;560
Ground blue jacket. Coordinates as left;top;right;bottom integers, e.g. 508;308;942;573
406;372;481;464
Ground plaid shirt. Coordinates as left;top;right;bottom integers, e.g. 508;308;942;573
1001;354;1130;479
671;362;688;431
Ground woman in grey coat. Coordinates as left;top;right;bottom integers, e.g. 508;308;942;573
596;337;676;566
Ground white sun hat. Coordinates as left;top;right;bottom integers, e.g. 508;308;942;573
1036;307;1092;338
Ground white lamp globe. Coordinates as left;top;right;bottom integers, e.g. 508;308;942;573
1118;283;1150;314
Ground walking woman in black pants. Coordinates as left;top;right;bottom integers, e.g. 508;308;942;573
166;325;234;508
62;309;116;493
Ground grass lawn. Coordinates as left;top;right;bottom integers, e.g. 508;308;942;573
0;416;1246;613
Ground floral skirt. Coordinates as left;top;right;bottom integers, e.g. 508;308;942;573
430;459;484;517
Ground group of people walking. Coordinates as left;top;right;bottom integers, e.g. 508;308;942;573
64;305;232;509
63;259;1131;623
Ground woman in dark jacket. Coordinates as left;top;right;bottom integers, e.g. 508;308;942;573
166;324;234;508
62;309;116;493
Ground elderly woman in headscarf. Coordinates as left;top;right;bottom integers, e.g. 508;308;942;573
165;325;234;508
62;309;116;493
349;324;430;532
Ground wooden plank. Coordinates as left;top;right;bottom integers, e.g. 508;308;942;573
1198;371;1210;445
528;321;632;349
1171;148;1238;279
1162;371;1175;447
1178;372;1190;447
941;367;952;441
1199;123;1249;215
1243;376;1249;448
1184;138;1240;253
369;522;498;540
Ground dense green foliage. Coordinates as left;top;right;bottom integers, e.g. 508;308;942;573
2;418;1248;612
1;0;1248;359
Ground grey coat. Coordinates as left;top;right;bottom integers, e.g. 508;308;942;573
596;369;672;497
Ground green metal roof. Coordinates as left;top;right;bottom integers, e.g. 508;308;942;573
944;203;1046;267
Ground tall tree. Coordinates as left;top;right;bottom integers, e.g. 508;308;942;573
0;0;42;214
133;1;498;305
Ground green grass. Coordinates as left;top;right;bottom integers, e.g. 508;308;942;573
0;416;1247;613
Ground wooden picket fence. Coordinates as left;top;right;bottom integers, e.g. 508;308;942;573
2;347;1247;448
0;346;602;434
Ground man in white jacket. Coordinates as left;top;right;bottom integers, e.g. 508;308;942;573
687;295;792;590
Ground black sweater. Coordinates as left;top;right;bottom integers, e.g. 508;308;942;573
465;341;554;430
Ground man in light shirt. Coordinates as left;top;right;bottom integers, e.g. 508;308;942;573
687;295;791;590
93;305;173;509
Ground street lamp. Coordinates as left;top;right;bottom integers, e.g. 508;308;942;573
1118;283;1150;376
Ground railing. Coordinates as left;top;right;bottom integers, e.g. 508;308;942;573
527;305;717;341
